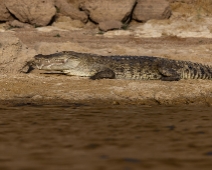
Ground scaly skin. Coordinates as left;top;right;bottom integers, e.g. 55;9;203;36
33;51;212;81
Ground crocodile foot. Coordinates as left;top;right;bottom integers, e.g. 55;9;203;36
90;69;115;80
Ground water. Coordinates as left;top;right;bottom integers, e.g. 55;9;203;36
0;104;212;170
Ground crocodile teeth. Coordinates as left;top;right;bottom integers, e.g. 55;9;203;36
36;64;44;70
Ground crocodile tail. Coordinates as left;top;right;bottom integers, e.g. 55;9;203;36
181;61;212;80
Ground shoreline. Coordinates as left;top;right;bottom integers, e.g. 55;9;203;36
1;73;212;107
1;95;212;107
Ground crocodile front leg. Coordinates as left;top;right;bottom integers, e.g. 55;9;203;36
158;61;181;81
90;68;115;80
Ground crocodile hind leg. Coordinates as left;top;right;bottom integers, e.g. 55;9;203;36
90;68;115;80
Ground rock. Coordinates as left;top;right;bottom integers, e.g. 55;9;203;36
8;20;33;29
66;0;81;8
53;15;85;30
67;0;79;6
0;33;36;74
0;2;12;21
133;0;172;22
55;0;88;23
31;95;43;100
5;0;56;26
99;20;123;31
55;15;73;23
79;0;136;23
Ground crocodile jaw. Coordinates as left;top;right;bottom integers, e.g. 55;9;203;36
34;57;81;71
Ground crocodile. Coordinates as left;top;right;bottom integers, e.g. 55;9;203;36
33;51;212;81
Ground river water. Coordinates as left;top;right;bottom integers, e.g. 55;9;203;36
0;104;212;170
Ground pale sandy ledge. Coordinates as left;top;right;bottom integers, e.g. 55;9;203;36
0;74;212;106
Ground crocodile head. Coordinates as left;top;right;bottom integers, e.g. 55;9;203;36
34;52;80;71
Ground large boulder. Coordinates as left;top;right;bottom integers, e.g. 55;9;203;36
53;15;85;30
0;33;36;74
5;0;56;26
99;20;122;31
79;0;136;23
8;20;33;29
133;0;172;22
55;0;88;23
0;2;12;21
